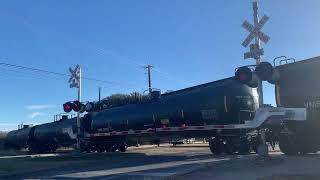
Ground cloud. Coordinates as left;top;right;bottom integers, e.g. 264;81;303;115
26;104;56;110
29;112;45;119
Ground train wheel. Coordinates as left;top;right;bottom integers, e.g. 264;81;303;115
238;138;250;155
252;141;259;154
28;143;39;154
111;145;117;152
209;138;223;155
118;145;127;152
90;145;97;152
82;146;91;153
104;145;112;152
224;140;235;155
50;144;58;153
105;144;115;152
80;143;90;153
279;133;299;155
94;144;104;153
238;144;250;155
97;147;105;153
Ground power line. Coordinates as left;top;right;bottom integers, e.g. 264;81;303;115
2;11;195;88
0;67;62;81
0;62;68;77
6;12;193;87
0;61;138;87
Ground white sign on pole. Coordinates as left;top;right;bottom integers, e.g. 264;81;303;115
244;44;264;59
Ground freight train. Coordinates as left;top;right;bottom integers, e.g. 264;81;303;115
5;56;320;156
81;77;259;154
4;77;260;154
274;56;320;155
4;116;77;153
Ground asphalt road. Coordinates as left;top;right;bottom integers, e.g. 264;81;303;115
1;144;320;180
178;152;320;180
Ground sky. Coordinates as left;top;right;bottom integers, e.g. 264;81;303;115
0;0;320;131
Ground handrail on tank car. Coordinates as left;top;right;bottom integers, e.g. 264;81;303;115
273;56;287;66
143;88;161;94
234;64;256;72
279;58;295;65
54;113;75;122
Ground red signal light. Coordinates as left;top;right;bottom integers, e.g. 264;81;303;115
73;104;80;111
239;73;247;81
235;66;258;88
63;102;73;113
72;101;81;112
65;104;71;111
235;66;252;82
63;101;85;113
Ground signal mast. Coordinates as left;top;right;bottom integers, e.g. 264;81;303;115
241;0;271;158
241;0;270;107
68;65;82;150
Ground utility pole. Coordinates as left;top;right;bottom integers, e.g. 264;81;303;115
76;67;81;150
144;65;153;95
98;87;101;110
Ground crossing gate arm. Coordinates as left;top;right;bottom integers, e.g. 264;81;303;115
235;107;306;129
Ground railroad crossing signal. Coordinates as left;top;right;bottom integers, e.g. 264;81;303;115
241;0;271;109
68;65;80;88
67;64;82;150
241;15;270;48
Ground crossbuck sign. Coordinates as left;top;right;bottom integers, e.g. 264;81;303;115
242;15;270;48
69;65;80;88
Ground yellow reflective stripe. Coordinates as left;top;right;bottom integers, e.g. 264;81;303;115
276;85;281;106
224;96;228;112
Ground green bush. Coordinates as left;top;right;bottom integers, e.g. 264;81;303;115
0;132;7;139
101;92;149;109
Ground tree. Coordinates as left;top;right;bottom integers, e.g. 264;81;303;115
101;92;149;109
